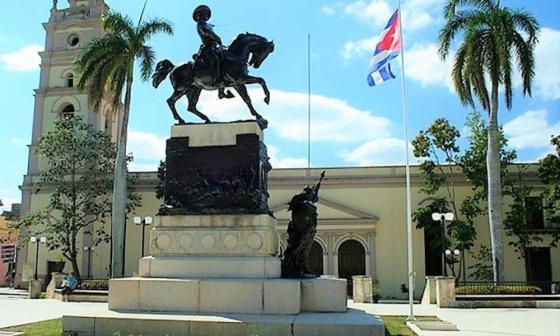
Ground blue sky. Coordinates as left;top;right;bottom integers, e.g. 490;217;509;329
0;0;559;209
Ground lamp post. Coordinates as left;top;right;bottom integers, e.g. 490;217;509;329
133;216;153;258
29;236;47;280
445;249;461;276
431;212;454;276
84;246;95;279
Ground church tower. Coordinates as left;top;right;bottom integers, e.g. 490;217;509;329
17;0;120;286
27;0;119;177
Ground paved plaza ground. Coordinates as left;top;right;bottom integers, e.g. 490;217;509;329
1;288;559;335
349;301;560;336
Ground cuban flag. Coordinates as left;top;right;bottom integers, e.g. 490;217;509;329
367;9;401;86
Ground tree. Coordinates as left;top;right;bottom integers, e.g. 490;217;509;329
538;135;560;246
18;117;140;278
412;115;480;280
412;111;517;280
468;245;493;280
74;4;173;277
438;0;540;281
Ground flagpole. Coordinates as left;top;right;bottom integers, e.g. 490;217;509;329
398;0;415;321
307;33;312;174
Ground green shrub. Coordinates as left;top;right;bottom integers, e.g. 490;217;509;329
456;285;542;295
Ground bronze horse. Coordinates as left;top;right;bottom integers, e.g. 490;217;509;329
152;33;275;128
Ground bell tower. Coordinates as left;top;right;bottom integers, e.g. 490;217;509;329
17;0;120;286
27;0;119;176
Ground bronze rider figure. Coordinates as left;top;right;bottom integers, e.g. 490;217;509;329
193;5;233;99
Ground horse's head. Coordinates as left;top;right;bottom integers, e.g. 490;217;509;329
231;33;275;69
152;59;175;88
249;38;274;69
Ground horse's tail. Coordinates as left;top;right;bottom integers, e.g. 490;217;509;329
152;59;174;88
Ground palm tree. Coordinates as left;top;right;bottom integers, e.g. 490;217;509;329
75;3;173;278
438;0;539;281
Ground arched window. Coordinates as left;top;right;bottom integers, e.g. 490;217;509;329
104;118;111;133
338;239;366;296
66;73;74;88
309;240;324;276
62;104;75;118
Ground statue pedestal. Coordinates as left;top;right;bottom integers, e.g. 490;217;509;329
63;121;383;335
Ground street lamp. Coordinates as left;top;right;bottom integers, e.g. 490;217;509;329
84;246;95;279
133;216;153;258
431;212;454;276
29;236;47;280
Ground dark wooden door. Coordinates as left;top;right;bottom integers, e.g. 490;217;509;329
338;240;366;296
525;247;552;282
308;241;324;276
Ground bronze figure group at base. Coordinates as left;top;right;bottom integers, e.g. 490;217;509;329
152;5;274;130
281;171;326;279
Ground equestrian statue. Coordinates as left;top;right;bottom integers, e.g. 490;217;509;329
152;5;275;129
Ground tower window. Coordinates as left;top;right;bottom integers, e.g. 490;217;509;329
104;117;111;133
62;104;75;118
67;34;80;47
66;74;74;88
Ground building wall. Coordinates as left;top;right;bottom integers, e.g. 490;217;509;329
19;165;559;299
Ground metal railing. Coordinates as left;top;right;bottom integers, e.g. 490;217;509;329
456;281;560;295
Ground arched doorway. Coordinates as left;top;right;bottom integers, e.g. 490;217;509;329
338;239;366;296
308;240;323;276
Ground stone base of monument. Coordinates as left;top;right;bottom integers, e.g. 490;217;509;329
63;309;384;336
62;122;383;335
107;276;346;314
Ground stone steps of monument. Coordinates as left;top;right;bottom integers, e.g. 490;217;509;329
139;255;281;279
63;308;385;336
109;277;347;315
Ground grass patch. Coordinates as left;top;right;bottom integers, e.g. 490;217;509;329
3;318;62;336
380;315;440;336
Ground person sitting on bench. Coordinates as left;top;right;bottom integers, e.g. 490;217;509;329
60;272;78;299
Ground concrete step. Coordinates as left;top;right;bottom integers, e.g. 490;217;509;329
63;308;385;336
109;277;347;315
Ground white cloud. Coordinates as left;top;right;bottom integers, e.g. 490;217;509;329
268;146;308;168
0;44;41;71
127;129;165;172
194;88;392;143
10;137;26;148
129;162;159;172
344;0;393;28
0;189;20;212
128;129;166;161
533;28;560;100
342;0;442;31
402;0;444;31
405;42;453;89
403;27;560;100
503;109;560;149
339;137;413;166
322;6;336;15
340;37;377;60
